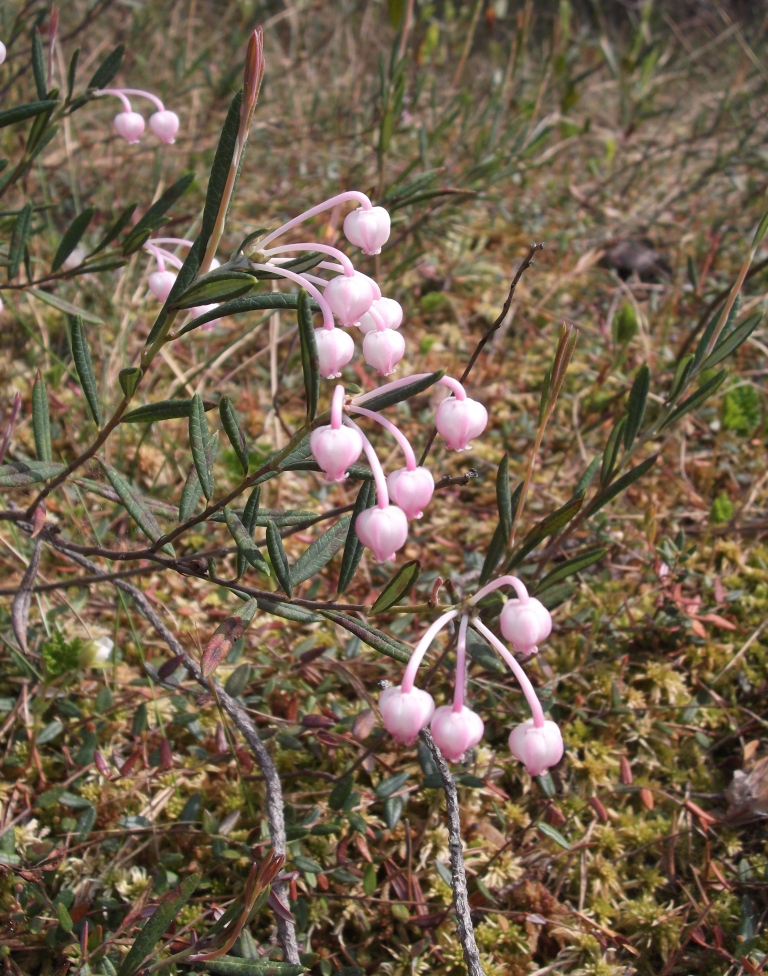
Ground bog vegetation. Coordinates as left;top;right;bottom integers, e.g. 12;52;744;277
0;3;767;976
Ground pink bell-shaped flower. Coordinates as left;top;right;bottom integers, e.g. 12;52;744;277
430;705;484;762
315;327;355;379
149;110;180;144
358;296;403;334
508;719;563;777
356;504;408;562
386;466;434;520
324;272;377;325
363;328;405;375
500;597;552;655
379;685;435;745
113;111;145;144
309;425;363;482
148;270;177;302
435;396;488;451
0;40;7;65
343;205;391;255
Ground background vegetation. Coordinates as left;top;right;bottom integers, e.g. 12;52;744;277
1;2;768;975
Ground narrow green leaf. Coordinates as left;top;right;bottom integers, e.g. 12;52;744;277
479;522;508;587
32;373;52;462
118;367;143;399
600;416;627;486
56;901;73;934
371;560;420;613
297;288;319;421
88;202;137;256
659;370;727;431
701;312;763;372
573;456;601;498
100;462;175;556
587;455;658;516
198;959;305;976
694;295;740;368
376;771;409;798
202;599;258;678
87;44;125;90
176;292;319;338
236;486;261;578
172;269;256;309
534;547;607;594
290;517;350;587
0;461;65;488
224;508;270;576
0;100;58;129
52;207;94;270
537;822;570;850
219;396;248;476
508;497;583;568
355;370;444;412
66;47;80;101
266;521;293;596
32;30;47;99
668;354;695;403
179;465;202;522
319;609;411;664
8;203;32;280
257;597;317;623
121;398;212;424
115;873;200;976
122;173;195;254
624;364;650;448
28;287;102;323
189;394;213;500
199;91;242;257
496;454;512;537
337;480;376;594
69;316;101;425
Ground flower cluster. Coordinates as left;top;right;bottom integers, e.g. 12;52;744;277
379;576;563;776
97;88;179;145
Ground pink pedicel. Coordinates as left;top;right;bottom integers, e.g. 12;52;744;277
324;271;377;325
508;719;564;777
315;327;355;379
435;396;488;451
358;297;403;334
379;685;435;745
386;466;434;519
149;110;180;144
355;504;409;562
148;270;177;302
500;597;552;655
363;328;405;375
343;205;391;255
430;705;484;762
309;426;363;482
113;111;145;144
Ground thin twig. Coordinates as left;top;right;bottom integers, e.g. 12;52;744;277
420;729;486;976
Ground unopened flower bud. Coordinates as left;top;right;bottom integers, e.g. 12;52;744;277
315;327;355;378
113;111;145;144
325;271;377;325
363;328;405;375
430;705;484;762
508;719;563;776
148;270;177;302
149;110;180;144
500;597;551;654
435;396;488;451
356;504;408;562
379;685;435;744
386;466;434;519
343;205;391;255
358;297;403;334
309;425;363;482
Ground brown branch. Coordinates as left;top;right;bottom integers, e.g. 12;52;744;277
419;243;545;465
420;729;486;976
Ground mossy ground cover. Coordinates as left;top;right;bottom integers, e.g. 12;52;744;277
0;3;767;975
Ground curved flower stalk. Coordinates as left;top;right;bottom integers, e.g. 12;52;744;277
376;573;562;776
96;88;179;144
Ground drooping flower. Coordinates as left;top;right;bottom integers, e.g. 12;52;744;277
358;296;403;334
355;504;409;563
435;394;488;452
148;109;180;144
508;719;564;777
324;271;377;325
343;205;391;255
315;327;355;379
500;596;552;656
379;685;435;745
431;705;484;762
148;269;177;301
113;110;145;144
0;40;7;65
362;327;405;375
386;466;434;520
98;88;179;145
